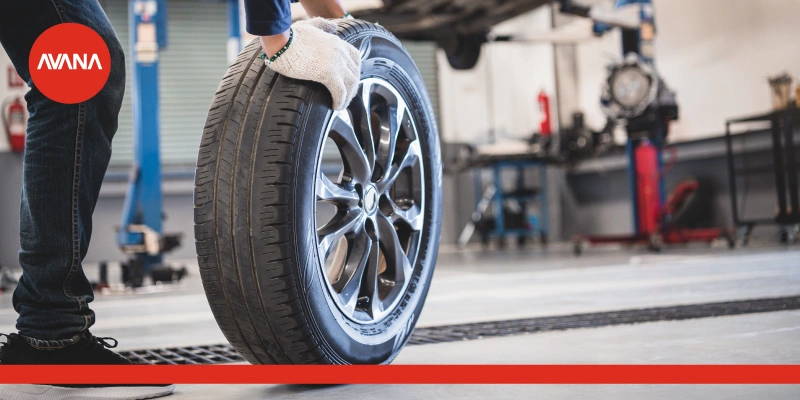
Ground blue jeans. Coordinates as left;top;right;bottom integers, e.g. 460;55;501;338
0;0;125;345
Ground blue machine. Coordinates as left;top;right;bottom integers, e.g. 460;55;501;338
457;159;550;248
484;161;549;246
116;0;178;286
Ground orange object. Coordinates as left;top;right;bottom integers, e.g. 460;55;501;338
795;84;800;108
537;90;552;135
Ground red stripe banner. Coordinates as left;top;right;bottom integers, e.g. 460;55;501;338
0;365;798;385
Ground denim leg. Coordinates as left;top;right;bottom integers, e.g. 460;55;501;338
0;0;126;341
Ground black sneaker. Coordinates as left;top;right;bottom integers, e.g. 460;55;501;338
0;332;174;400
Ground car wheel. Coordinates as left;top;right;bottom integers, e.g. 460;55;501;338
194;20;443;364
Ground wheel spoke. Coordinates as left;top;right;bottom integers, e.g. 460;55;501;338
347;83;376;169
385;197;423;232
318;209;363;261
376;214;412;288
330;111;371;184
362;228;382;318
316;172;358;206
377;139;421;193
333;229;372;317
375;101;407;180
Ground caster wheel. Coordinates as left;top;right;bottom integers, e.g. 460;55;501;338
195;20;442;365
517;235;527;248
648;234;664;253
573;240;583;256
497;237;507;250
540;234;548;246
725;232;736;249
481;234;491;249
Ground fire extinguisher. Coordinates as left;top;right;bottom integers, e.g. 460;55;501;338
537;90;552;136
2;97;26;153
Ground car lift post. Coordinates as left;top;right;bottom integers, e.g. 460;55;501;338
116;0;173;285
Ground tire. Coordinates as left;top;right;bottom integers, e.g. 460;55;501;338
439;33;484;70
194;20;443;365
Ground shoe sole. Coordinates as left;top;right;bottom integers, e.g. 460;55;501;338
0;384;175;400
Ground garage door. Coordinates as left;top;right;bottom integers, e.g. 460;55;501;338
402;40;440;126
102;0;230;167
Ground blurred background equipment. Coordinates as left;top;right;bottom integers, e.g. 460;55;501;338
768;73;793;111
725;97;800;245
567;0;731;254
1;96;26;154
114;0;184;288
0;266;17;293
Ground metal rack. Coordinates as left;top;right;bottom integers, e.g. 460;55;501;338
458;158;551;248
725;105;800;242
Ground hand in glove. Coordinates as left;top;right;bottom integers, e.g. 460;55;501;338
263;18;361;111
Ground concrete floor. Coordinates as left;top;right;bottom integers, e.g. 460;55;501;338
1;243;799;398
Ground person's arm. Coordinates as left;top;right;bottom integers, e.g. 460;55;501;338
246;0;349;56
297;0;347;20
242;0;361;111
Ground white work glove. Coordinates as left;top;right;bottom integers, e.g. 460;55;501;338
265;18;361;111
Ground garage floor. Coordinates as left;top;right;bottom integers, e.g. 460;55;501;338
1;244;799;399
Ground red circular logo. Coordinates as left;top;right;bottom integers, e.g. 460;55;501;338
28;23;112;104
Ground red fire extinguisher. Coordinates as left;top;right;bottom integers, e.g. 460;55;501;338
2;97;26;153
537;90;552;136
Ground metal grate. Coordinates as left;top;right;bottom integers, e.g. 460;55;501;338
406;295;800;345
119;295;800;365
121;344;246;365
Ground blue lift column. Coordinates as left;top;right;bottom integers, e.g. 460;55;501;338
117;0;175;285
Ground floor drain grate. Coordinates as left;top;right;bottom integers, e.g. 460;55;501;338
121;344;246;365
120;295;800;365
406;295;800;345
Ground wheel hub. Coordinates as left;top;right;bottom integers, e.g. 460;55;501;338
363;185;378;215
314;77;425;324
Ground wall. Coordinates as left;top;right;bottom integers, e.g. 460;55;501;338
576;0;800;141
437;5;558;143
0;153;23;268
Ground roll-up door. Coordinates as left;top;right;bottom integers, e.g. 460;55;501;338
102;0;229;167
402;40;440;127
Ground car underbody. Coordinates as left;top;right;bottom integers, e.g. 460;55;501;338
356;0;552;69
